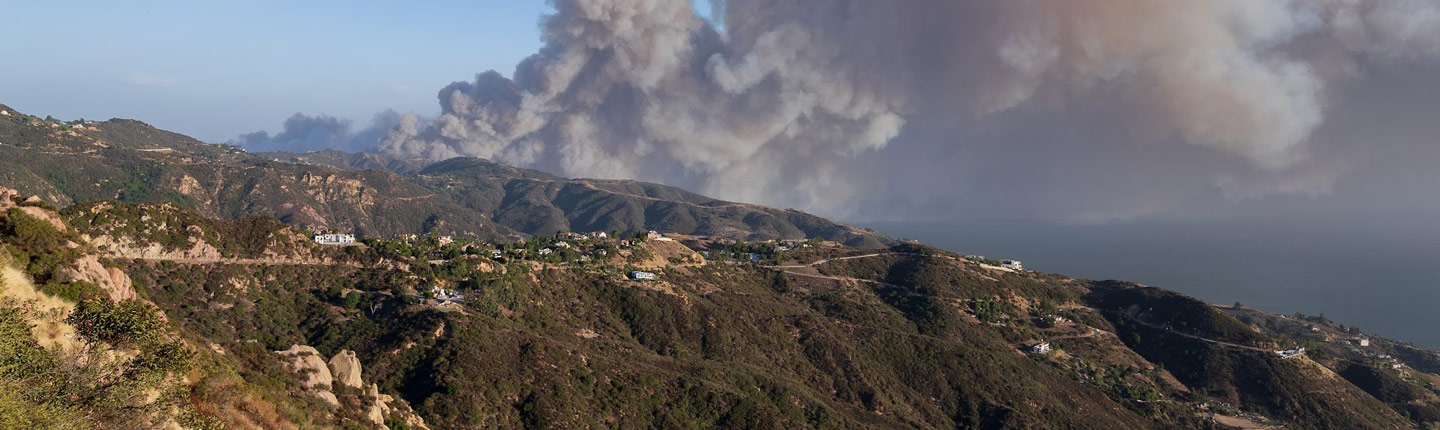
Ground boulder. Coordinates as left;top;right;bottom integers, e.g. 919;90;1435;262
329;349;363;389
56;255;135;301
365;383;388;425
275;345;337;406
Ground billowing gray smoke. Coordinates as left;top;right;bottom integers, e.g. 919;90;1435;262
299;0;1440;221
234;111;404;153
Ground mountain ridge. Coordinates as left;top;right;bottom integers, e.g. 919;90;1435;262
0;103;891;248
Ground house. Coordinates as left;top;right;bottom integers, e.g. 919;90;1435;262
646;231;662;240
490;250;504;259
1001;260;1023;270
552;241;572;249
629;271;657;281
0;110;9;116
538;248;554;256
430;286;464;306
590;231;608;239
1030;342;1052;355
437;236;455;246
1354;337;1370;347
1276;347;1306;359
313;233;355;245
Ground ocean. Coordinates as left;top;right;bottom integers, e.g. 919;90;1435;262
865;219;1440;348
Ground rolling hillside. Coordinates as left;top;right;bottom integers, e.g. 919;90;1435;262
0;103;890;248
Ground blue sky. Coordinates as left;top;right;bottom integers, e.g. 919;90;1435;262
0;1;550;142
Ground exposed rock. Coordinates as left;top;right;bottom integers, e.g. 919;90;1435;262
0;187;17;210
56;255;136;301
15;206;68;233
365;383;388;425
89;234;222;261
329;349;363;389
275;345;337;407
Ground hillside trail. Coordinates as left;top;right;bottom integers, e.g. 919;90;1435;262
107;252;359;267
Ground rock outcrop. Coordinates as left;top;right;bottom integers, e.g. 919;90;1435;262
275;345;337;407
329;349;363;389
57;255;136;301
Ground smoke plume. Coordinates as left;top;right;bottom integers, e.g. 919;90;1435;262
234;111;404;153
277;0;1440;221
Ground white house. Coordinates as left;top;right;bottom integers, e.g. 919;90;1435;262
1354;337;1370;347
630;271;657;281
0;110;10;116
590;231;608;238
1031;342;1052;355
1001;260;1023;270
1276;347;1306;359
538;248;554;256
313;233;355;245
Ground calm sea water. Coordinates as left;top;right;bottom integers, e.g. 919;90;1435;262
865;220;1440;348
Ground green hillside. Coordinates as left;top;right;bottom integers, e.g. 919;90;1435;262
0;103;889;248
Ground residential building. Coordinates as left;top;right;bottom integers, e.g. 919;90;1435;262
1031;342;1052;355
313;233;355;245
1276;347;1306;359
629;271;657;281
1001;260;1024;270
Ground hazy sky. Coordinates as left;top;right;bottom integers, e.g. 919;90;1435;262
0;0;546;142
6;0;1440;225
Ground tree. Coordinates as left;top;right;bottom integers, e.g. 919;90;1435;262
343;292;364;309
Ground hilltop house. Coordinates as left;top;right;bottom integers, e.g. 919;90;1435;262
1031;342;1052;355
1276;347;1306;359
1002;260;1023;270
629;271;657;281
313;233;355;245
430;286;464;306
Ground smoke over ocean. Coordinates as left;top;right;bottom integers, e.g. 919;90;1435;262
237;0;1440;222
